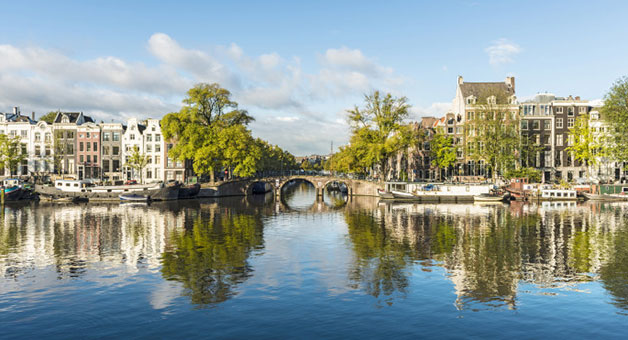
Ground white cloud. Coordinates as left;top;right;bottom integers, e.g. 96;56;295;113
485;38;521;65
409;102;452;120
0;34;404;155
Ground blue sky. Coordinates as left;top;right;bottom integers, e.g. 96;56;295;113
1;0;626;155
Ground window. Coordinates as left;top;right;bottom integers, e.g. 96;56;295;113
466;96;476;105
146;134;152;142
103;132;110;141
80;155;84;163
113;132;120;141
35;133;41;142
87;155;91;163
155;156;161;164
568;118;575;128
487;96;496;104
103;146;109;155
35;145;41;156
521;120;528;130
579;106;587;113
87;142;91;151
556;118;563;129
113;160;120;172
568;107;574;116
130;134;135;140
568;135;574;146
467;112;475;120
543;120;550;130
557;134;563;146
93;155;97;163
155;144;161;152
147;170;152;179
86;132;90;138
45;133;51;142
155;134;161;142
80;142;84;152
113;146;119;155
45;146;51;156
533;120;540;130
556;107;564;114
447;127;454;134
93;142;97;151
103;160;110;172
67;144;74;155
146;144;152;152
543;135;550;145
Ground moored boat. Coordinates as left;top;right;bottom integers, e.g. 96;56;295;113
119;193;150;202
474;192;509;203
377;188;394;199
583;192;625;201
391;190;416;199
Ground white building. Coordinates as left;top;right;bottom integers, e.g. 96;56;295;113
144;118;165;183
122;118;145;181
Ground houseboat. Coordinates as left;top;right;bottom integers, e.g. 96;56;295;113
534;188;578;201
385;182;492;202
35;180;181;202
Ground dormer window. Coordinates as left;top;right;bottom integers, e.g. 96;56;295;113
466;96;476;105
487;96;497;105
508;95;516;104
62;116;69;123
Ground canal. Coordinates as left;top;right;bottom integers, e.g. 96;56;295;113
1;182;627;338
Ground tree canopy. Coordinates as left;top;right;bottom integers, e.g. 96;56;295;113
601;76;628;164
38;111;58;124
430;131;456;180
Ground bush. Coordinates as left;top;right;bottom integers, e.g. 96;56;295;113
504;167;541;183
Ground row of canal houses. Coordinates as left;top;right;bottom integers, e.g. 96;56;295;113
389;76;626;183
0;108;193;183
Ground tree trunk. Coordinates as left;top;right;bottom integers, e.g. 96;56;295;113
210;169;215;183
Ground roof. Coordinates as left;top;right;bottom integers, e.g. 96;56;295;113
460;82;514;102
54;112;81;123
1;113;36;124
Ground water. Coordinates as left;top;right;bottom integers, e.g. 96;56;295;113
1;182;627;339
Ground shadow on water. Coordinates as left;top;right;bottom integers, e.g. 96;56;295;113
1;199;628;314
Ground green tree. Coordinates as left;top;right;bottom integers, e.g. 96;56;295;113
0;134;27;176
466;92;519;181
567;113;601;181
127;146;149;183
430;131;456;180
39;111;58;124
161;83;256;182
601;76;628;165
346;91;416;181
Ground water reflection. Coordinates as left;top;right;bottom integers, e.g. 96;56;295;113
1;194;628;315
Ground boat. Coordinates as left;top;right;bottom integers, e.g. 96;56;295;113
582;192;625;201
377;188;394;199
35;180;180;202
3;186;23;201
535;189;578;201
178;183;201;199
474;192;509;203
119;193;150;202
391;190;416;199
53;196;87;203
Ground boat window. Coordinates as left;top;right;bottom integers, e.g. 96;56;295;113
74;184;79;187
66;183;70;187
57;183;62;187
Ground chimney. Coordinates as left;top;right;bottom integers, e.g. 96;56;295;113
13;106;19;115
457;76;464;85
506;76;515;91
32;111;35;121
575;96;581;101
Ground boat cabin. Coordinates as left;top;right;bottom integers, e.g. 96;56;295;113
540;189;577;200
3;178;22;187
55;180;92;192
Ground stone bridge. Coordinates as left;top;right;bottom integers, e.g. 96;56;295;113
198;175;382;201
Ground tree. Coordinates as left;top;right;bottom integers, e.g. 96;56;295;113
430;131;456;181
161;83;256;182
127;146;149;184
52;132;66;174
601;76;628;165
567;113;602;182
39;111;58;124
466;92;519;181
346;91;416;181
0;134;27;176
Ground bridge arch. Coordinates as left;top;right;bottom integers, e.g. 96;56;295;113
245;180;274;196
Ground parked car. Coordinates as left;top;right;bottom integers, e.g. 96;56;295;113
124;180;137;185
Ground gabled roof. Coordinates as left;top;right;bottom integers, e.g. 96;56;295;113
460;82;514;103
54;112;81;123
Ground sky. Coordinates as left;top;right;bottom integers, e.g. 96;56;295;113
1;0;627;156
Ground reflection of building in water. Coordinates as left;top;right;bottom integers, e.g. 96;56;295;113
374;201;628;310
0;204;186;279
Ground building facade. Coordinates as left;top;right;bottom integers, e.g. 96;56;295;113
100;122;124;182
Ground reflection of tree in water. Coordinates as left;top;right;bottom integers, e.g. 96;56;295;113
344;210;414;306
161;212;264;307
599;226;628;312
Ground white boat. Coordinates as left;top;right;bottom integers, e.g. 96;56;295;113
391;190;415;199
474;193;509;203
537;189;577;201
119;193;150;202
583;192;625;201
377;188;394;199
